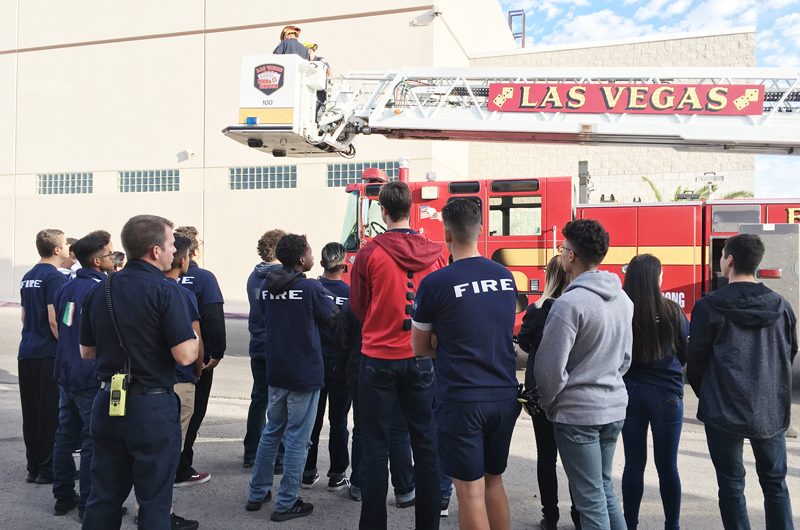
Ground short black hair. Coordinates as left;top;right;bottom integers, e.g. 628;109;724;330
174;226;199;255
275;234;309;268
171;234;193;269
442;199;481;245
112;251;125;269
562;219;609;267
378;181;412;222
120;215;173;261
71;231;111;268
320;242;346;273
723;233;765;276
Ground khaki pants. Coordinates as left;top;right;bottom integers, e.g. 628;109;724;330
135;384;196;520
174;382;196;447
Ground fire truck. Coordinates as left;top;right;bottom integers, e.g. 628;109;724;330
224;55;800;329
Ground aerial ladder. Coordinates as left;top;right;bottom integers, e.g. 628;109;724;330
223;55;800;158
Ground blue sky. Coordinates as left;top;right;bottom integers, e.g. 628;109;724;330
497;0;800;197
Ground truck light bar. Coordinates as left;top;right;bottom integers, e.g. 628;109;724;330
757;269;782;279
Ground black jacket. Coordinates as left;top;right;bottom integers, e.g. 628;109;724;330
687;282;797;439
334;300;362;388
519;298;554;391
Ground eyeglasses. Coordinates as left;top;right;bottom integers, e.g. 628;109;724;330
196;239;204;247
557;244;577;256
98;252;115;259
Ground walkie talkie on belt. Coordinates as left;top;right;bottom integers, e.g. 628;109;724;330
105;272;131;416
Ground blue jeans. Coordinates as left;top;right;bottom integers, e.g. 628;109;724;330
349;383;414;496
52;386;97;512
621;382;682;530
359;356;440;530
705;426;793;530
249;387;320;513
555;421;626;530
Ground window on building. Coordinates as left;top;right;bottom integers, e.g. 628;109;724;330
229;166;297;190
36;173;93;195
488;196;542;236
118;170;180;192
327;161;399;187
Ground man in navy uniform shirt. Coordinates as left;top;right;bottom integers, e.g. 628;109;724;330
80;215;198;530
303;242;352;491
174;226;226;486
247;234;338;522
411;199;521;530
19;228;70;484
51;230;115;518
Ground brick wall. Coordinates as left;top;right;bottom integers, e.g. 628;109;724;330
468;31;756;203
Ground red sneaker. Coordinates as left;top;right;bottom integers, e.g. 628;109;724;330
174;472;211;487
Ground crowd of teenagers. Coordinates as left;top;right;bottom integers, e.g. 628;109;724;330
16;180;796;530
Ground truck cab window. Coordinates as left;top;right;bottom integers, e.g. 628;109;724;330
364;198;386;237
340;191;360;251
489;196;542;236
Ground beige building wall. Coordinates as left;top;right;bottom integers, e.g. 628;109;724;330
469;28;757;203
0;0;515;309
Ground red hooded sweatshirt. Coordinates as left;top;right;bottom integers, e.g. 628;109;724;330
350;230;445;360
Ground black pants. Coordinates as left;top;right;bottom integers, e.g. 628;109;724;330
19;357;60;479
83;390;180;530
305;358;352;479
177;367;213;481
532;412;580;525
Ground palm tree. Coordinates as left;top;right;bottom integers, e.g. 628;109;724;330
641;177;754;202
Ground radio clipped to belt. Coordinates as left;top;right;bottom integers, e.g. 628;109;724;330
105;272;131;416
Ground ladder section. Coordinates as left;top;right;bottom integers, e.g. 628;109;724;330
331;67;800;155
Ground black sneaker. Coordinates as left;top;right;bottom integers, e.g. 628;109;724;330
171;513;199;530
243;459;254;469
539;518;557;530
271;498;313;522
26;472;36;483
328;476;349;492
54;494;80;516
441;497;450;517
35;473;54;485
245;490;273;511
301;472;319;489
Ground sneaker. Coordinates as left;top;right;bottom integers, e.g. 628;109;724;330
441;497;450;517
54;494;80;516
328;476;349;492
26;472;36;484
245;490;273;511
174;472;210;487
301;472;319;489
349;484;362;501
539;518;558;530
271;498;314;522
35;473;54;485
397;497;416;508
170;513;199;530
243;459;254;469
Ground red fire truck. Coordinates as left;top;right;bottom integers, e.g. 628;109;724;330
338;166;800;331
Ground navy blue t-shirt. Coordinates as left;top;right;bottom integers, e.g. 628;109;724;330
19;263;69;360
318;278;349;360
260;277;337;392
174;281;200;384
81;260;195;388
273;39;310;59
53;268;104;391
179;262;224;359
412;257;519;403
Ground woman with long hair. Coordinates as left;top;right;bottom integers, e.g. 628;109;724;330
519;255;580;530
621;254;689;530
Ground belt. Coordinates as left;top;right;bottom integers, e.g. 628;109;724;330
100;381;172;395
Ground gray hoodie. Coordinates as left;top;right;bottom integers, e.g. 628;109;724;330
533;270;633;425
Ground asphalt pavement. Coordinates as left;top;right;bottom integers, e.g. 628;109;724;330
0;307;798;529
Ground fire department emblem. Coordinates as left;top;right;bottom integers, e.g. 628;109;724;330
254;64;284;96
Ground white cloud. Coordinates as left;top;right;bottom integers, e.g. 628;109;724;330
764;0;799;8
539;10;655;45
635;0;692;21
775;13;800;48
761;51;800;67
658;0;753;33
755;156;800;198
540;2;563;20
